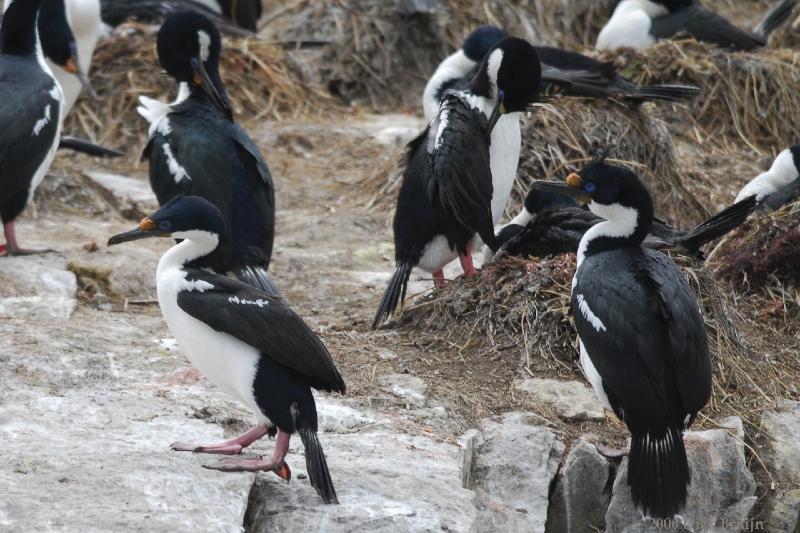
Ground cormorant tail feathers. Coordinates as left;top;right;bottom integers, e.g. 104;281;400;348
299;428;338;504
372;262;412;329
628;425;690;519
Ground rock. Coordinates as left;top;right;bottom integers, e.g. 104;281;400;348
84;171;158;207
605;417;756;533
546;439;611;533
515;378;605;421
376;347;398;360
0;256;77;319
463;412;565;532
246;397;476;533
761;400;800;532
378;373;427;407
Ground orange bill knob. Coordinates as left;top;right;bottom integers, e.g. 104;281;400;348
566;172;583;188
139;217;157;231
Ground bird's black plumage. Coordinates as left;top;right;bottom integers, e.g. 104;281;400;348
100;0;260;35
177;269;345;393
650;0;796;50
0;0;61;248
495;189;756;260
142;12;276;293
537;161;712;518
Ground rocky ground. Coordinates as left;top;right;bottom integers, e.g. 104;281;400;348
2;110;799;533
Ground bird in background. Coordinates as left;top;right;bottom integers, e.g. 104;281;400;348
108;196;345;504
487;182;756;262
0;0;63;255
99;0;262;35
531;160;711;519
138;11;278;295
373;37;542;328
597;0;797;51
736;145;800;211
423;24;700;121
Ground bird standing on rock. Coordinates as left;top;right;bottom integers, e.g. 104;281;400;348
531;160;712;519
108;196;345;504
373;37;542;328
0;0;63;255
139;12;278;294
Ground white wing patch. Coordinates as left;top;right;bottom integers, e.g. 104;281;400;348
162;143;191;184
186;279;214;292
137;83;191;138
576;294;607;332
32;105;52;136
228;296;270;308
433;107;449;150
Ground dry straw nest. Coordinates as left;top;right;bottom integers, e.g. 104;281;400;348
64;24;335;156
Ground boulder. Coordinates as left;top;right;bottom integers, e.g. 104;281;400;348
0;255;77;320
546;438;612;532
378;373;428;407
462;412;565;532
605;417;756;533
761;400;800;532
515;378;605;421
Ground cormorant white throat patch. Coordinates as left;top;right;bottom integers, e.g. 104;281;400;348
486;49;504;98
576;294;607;332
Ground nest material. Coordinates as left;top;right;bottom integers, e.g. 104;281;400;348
396;252;800;443
715;201;800;292
63;24;335;155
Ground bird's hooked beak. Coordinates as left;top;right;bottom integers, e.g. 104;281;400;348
530;173;592;205
486;90;507;134
108;217;169;246
191;56;232;115
65;42;97;99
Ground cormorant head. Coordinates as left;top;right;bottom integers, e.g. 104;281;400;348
217;0;262;32
462;25;509;62
524;187;579;214
38;0;96;97
469;37;541;131
108;196;226;246
157;11;231;116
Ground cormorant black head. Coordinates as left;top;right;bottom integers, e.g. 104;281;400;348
157;11;231;116
38;0;97;97
462;25;509;62
469;37;541;132
217;0;262;32
108;196;226;245
649;0;693;13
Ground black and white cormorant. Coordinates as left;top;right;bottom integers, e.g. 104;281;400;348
37;0;123;157
373;37;542;328
108;196;345;504
486;184;756;261
736;145;800;210
597;0;797;51
100;0;261;35
0;0;63;255
531;161;712;519
138;12;277;294
422;25;699;120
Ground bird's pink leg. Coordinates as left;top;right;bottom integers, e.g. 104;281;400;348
203;429;292;481
171;424;269;455
2;221;54;256
432;269;446;289
459;243;479;276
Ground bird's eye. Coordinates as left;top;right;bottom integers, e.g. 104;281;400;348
159;221;172;231
190;57;199;69
584;181;596;193
499;89;505;102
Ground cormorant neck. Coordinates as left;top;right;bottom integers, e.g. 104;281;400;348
1;0;43;57
422;49;476;119
157;231;220;274
577;200;653;266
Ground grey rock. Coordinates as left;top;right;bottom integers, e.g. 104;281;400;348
379;373;427;407
515;378;605;421
84;171;158;207
546;438;611;533
761;401;800;532
246;398;476;533
464;412;565;533
0;255;76;319
605;417;756;533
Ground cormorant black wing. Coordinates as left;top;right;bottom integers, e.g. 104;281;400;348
419;91;496;250
177;269;346;393
573;248;710;422
650;5;766;50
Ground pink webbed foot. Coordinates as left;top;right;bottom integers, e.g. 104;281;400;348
1;222;55;256
595;443;630;459
170;425;268;455
203;456;292;481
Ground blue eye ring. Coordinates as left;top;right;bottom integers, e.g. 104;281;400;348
190;57;199;69
584;181;596;193
159;220;172;231
498;89;505;101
